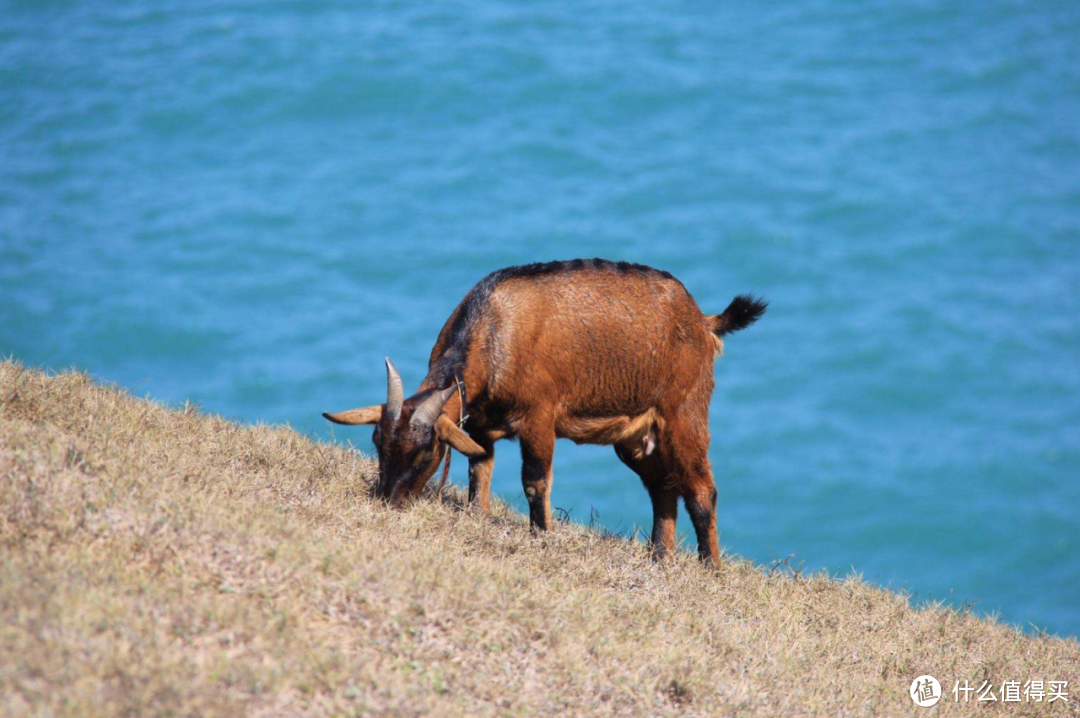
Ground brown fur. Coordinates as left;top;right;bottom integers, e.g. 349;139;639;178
324;259;766;566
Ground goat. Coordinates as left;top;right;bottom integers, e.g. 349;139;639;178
324;259;766;566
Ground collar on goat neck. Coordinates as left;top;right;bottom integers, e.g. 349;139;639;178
453;375;468;427
436;377;467;492
428;375;468;428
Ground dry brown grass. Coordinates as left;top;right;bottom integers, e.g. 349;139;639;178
1;360;1077;717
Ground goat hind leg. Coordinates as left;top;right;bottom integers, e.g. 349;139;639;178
614;444;677;560
683;476;721;568
647;484;679;560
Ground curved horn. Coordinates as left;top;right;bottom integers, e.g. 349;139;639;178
410;384;457;428
323;405;383;425
385;357;404;421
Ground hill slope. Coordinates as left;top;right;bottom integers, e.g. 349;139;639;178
1;361;1076;717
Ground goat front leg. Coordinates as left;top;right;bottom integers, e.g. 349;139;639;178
518;423;555;531
467;436;495;512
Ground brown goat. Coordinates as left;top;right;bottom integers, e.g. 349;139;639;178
324;259;766;566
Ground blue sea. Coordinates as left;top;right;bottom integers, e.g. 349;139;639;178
2;1;1078;637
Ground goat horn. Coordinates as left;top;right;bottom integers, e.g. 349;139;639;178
385;357;404;421
410;384;457;428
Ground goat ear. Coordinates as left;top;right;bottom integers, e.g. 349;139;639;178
436;415;486;457
323;405;383;425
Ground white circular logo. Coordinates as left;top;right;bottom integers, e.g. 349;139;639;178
910;675;942;707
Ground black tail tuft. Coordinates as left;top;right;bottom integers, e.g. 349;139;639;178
712;294;768;337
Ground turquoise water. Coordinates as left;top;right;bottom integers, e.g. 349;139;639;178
2;1;1079;636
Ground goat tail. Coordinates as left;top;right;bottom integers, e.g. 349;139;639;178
708;294;768;338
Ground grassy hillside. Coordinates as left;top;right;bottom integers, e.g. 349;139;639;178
1;361;1077;717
